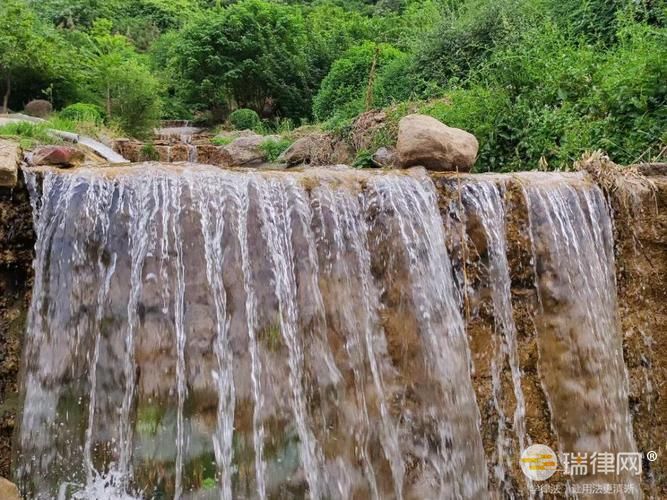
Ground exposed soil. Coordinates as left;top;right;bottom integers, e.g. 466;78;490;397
0;172;34;478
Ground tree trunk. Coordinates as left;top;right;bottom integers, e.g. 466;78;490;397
106;85;111;118
2;74;10;114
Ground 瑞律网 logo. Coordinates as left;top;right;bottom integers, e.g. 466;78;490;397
520;444;558;481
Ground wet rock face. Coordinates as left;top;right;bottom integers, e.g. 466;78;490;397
435;170;665;497
397;114;478;172
611;168;667;496
17;165;487;499
0;171;34;479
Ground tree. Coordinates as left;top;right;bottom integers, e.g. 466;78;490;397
79;19;162;136
0;1;55;112
171;0;312;120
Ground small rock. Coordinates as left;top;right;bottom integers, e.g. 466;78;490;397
24;99;53;118
371;147;396;168
32;146;85;167
396;114;478;172
0;477;20;500
0;139;20;187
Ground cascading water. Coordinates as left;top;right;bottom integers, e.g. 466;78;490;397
454;180;528;494
17;165;488;499
522;173;640;495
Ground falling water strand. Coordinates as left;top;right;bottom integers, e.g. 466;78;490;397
118;180;157;485
372;174;488;498
170;177;187;500
195;179;236;500
235;180;267;500
257;178;324;498
83;184;118;484
310;187;382;499
460;181;528;493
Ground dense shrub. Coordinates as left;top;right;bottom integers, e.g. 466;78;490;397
313;42;404;121
229;109;262;131
59;103;105;123
171;0;312;120
260;138;292;162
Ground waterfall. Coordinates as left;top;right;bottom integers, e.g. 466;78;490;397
454;180;528;494
522;173;639;494
17;165;488;499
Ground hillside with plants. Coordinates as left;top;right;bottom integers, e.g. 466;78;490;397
1;0;665;170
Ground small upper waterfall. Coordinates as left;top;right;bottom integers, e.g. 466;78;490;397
17;165;487;499
14;164;643;499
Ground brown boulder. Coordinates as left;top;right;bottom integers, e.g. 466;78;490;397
24;99;53;118
396;114;478;172
279;135;327;166
0;139;20;187
32;146;85;167
220;134;279;166
0;477;20;500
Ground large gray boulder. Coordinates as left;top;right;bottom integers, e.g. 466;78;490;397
396;114;478;172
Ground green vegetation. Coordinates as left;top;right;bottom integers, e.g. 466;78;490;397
210;136;234;147
229;108;262;131
0;0;663;169
260;137;293;162
140;142;160;161
0;121;60;148
59;103;105;123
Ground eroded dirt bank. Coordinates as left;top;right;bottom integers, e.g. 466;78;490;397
0;173;34;478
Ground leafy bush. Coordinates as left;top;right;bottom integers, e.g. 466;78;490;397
260;137;292;162
313;42;404;121
107;59;162;138
352;149;374;168
59;103;105;123
229;109;262;131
